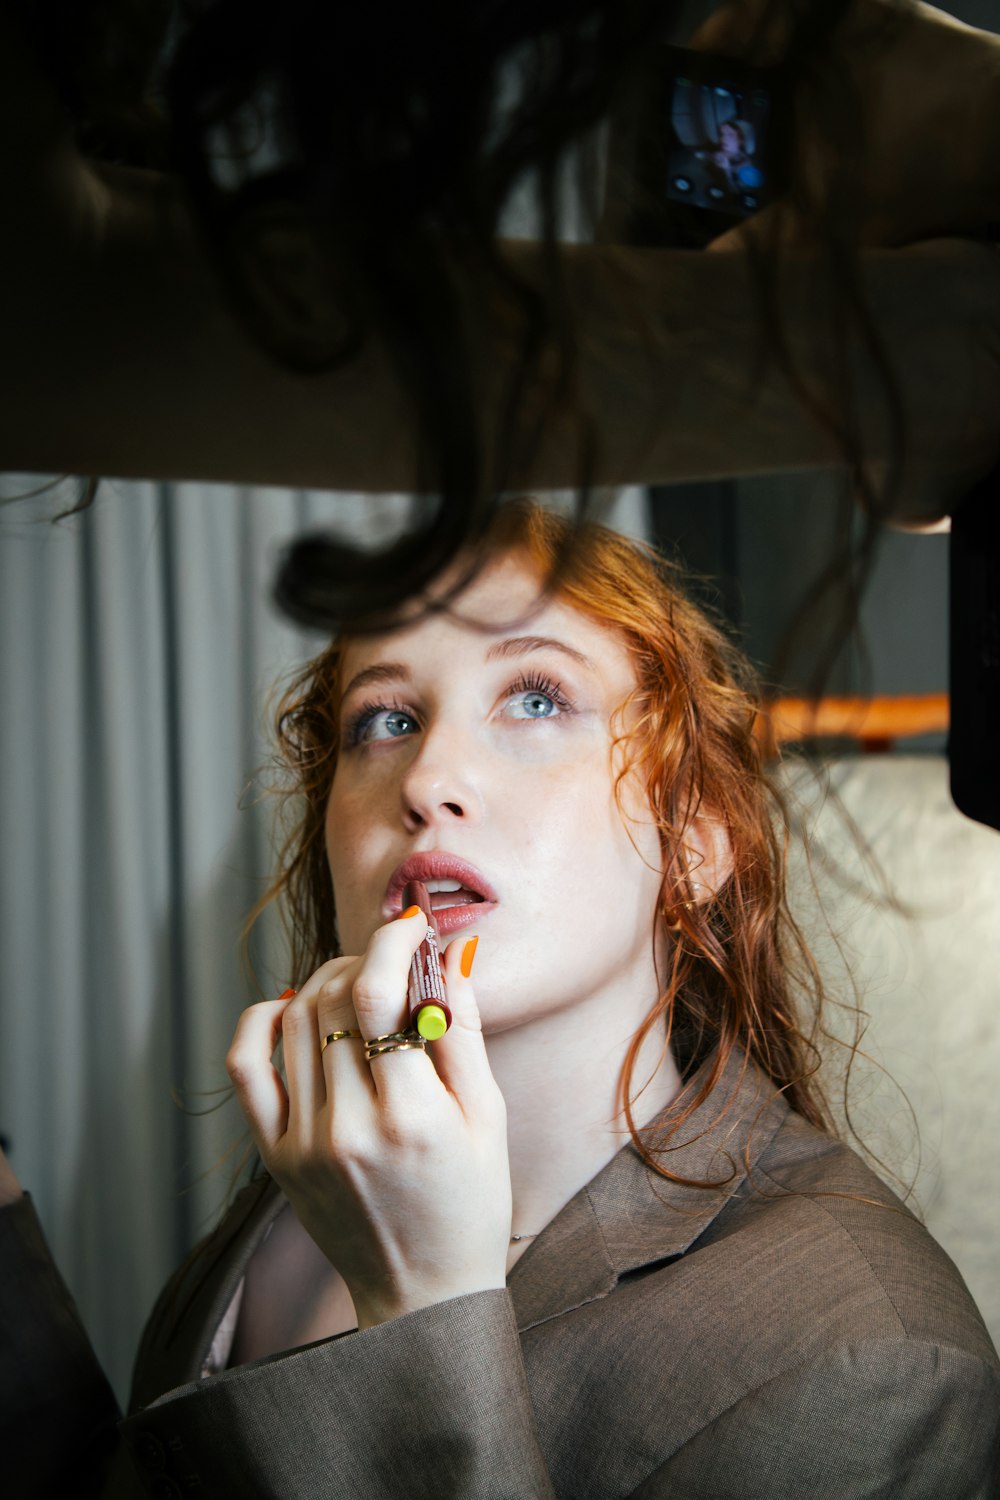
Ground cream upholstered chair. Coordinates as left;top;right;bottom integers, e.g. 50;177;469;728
781;752;1000;1352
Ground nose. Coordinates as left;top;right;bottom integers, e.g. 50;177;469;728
399;722;483;833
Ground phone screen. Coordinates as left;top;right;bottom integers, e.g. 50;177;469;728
664;72;773;219
599;47;785;248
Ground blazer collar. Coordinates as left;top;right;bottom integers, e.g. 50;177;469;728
508;1048;790;1332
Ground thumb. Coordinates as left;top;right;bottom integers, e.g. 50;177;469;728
706;201;813;252
442;933;482;1028
430;936;500;1112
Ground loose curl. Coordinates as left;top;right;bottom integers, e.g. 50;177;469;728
248;498;846;1183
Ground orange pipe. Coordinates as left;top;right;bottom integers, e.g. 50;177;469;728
755;693;949;753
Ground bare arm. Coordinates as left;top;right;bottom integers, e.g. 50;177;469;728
693;0;1000;248
1;1;999;517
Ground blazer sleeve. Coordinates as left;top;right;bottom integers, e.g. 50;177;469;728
629;1337;1000;1500
0;1193;553;1500
0;1196;124;1499
118;1289;556;1499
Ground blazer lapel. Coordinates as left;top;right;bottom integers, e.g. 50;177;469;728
509;1049;789;1332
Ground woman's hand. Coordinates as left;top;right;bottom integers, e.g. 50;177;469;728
693;0;1000;249
226;915;510;1331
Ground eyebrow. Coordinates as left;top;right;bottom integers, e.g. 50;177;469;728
340;662;412;700
340;635;594;702
484;635;595;671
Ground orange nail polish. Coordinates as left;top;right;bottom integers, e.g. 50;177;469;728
399;904;422;920
460;936;479;978
278;987;297;999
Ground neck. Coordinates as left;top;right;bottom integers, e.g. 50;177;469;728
484;975;683;1270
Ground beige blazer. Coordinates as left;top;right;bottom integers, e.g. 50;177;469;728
4;1049;999;1498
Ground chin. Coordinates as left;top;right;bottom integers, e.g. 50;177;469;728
475;986;566;1040
478;1013;526;1041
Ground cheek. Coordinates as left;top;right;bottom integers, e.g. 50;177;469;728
527;762;648;887
324;800;380;955
324;783;371;900
324;786;345;868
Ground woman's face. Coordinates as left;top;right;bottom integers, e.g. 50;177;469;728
719;122;741;157
325;551;666;1035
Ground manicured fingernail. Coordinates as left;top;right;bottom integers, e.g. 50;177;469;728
399;904;421;920
460;936;479;978
278;987;297;999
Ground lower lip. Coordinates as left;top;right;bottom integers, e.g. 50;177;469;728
429;900;496;936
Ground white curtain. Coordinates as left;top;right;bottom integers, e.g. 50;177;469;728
0;478;400;1399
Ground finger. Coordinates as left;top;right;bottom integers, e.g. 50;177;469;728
431;937;505;1126
705;202;812;254
313;954;362;1048
315;958;375;1112
351;908;429;1040
315;958;364;1050
226;996;294;1157
281;963;349;1136
354;911;438;1103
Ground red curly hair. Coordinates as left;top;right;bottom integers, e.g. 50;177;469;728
249;498;839;1181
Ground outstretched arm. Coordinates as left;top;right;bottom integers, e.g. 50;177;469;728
2;0;999;516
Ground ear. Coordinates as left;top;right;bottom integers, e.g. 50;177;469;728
681;809;734;905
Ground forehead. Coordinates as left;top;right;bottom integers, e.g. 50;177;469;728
338;552;634;687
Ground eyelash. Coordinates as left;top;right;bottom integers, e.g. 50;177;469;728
343;671;573;747
507;670;572;713
343;695;413;748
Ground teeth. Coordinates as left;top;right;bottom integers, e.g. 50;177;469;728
424;879;463;894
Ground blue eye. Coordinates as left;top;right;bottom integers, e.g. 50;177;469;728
508;690;558;719
503;673;571;721
349;704;418;745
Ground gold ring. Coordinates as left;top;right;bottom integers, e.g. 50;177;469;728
364;1029;427;1061
365;1040;427;1060
320;1029;363;1053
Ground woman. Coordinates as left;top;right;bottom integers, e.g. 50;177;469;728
699;118;758;197
2;499;997;1497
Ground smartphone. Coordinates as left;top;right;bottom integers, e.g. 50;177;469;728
600;45;789;249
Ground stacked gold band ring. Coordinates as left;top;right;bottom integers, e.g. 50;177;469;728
320;1029;363;1053
364;1029;427;1061
319;1028;427;1060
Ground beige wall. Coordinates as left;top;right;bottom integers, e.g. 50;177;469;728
784;755;1000;1349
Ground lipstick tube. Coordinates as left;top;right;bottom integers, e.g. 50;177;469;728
403;881;452;1040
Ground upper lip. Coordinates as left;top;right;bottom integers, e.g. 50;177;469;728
384;852;499;915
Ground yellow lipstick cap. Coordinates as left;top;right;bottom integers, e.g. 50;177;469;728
416;1005;448;1041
